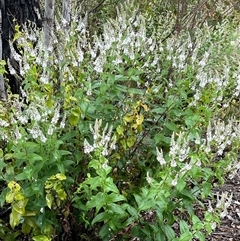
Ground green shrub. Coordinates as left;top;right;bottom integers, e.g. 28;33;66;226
0;1;240;240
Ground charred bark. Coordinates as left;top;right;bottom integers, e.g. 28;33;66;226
1;0;42;95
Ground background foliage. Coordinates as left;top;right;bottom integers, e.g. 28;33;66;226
0;0;240;240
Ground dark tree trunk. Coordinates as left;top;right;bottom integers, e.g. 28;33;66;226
1;0;42;94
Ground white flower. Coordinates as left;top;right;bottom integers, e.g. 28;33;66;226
47;125;54;135
84;139;94;154
0;119;9;127
171;175;178;186
60;114;66;129
51;106;60;125
146;172;152;184
156;147;166;165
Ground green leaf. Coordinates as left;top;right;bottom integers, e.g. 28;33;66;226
179;220;189;234
28;153;43;162
151;107;165;114
194;231;205;241
165;122;178;132
180;189;195;201
202;182;211;198
176;179;186;192
109;203;127;217
138;198;155;211
106;193;126;203
86;192;107;213
154;133;171;145
179;231;193;241
32;235;51;241
104;178;119;193
192;214;204;230
22;222;32;234
124;204;138;218
163;224;176;240
92;212;109;225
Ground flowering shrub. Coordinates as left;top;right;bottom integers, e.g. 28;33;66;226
0;1;240;240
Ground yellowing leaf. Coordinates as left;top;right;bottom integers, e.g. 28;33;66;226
140;103;149;111
8;181;21;191
127;136;136;148
124;113;134;123
32;235;51;241
46;193;53;209
57;189;67;200
136;114;144;125
56;173;66;181
69;96;78;102
6;192;14;203
69;107;81;126
14;192;25;201
116;125;125;136
12;198;28;214
10;208;22;228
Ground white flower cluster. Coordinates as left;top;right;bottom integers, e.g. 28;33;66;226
84;119;116;156
208;191;233;220
0;97;66;143
204;118;239;156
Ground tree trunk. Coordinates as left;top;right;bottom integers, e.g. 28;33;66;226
1;0;42;95
62;0;71;32
0;3;6;100
44;0;55;49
